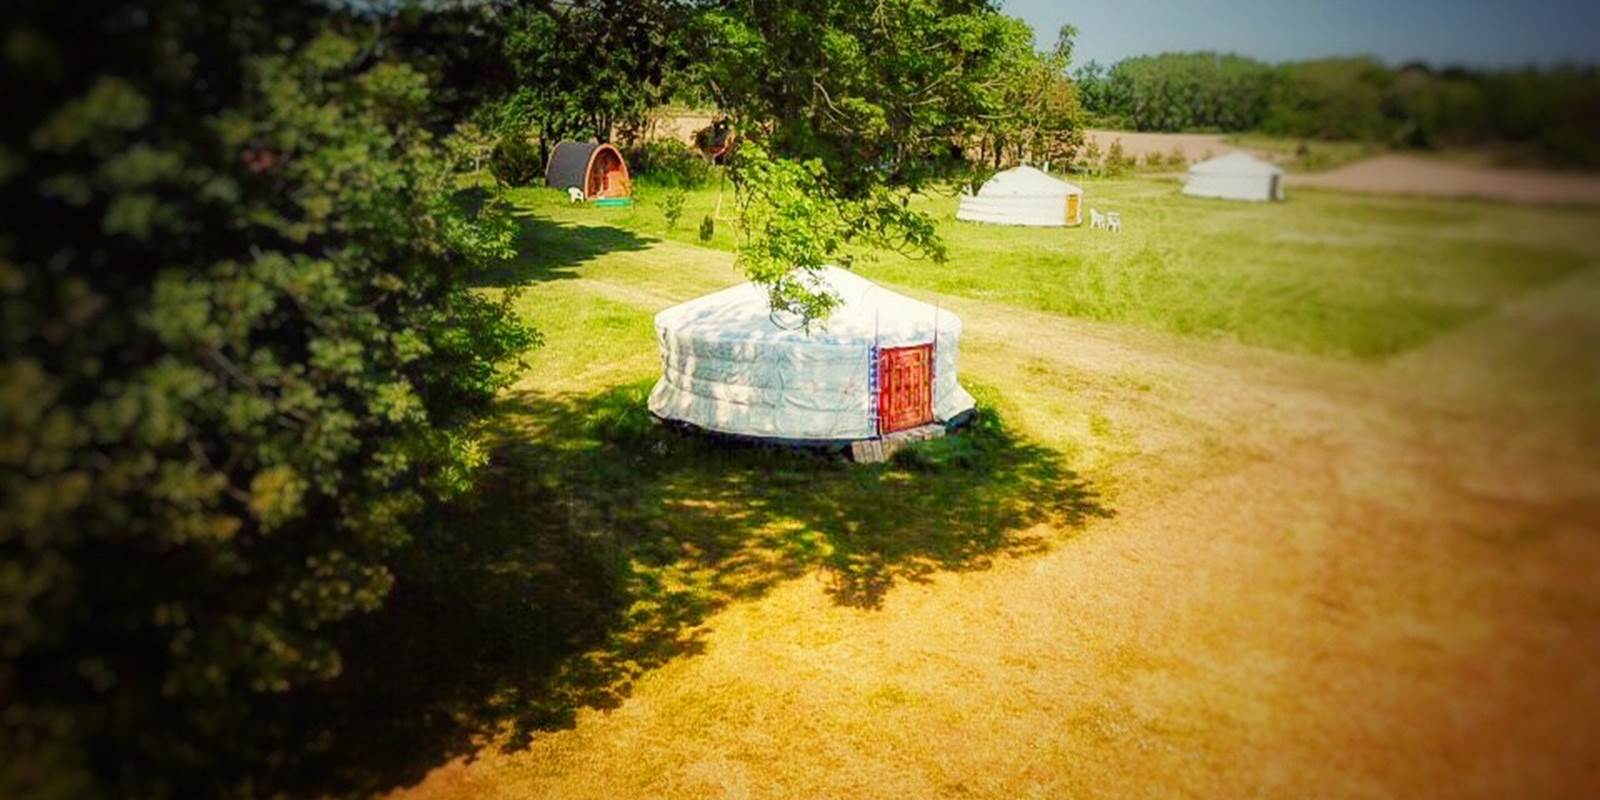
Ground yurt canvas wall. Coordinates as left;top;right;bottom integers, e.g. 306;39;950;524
649;268;975;442
957;166;1083;227
1182;152;1285;202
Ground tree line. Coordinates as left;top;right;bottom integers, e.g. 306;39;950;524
1076;52;1600;168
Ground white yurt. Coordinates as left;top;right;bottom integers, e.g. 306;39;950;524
957;166;1084;227
648;267;975;443
1183;151;1285;202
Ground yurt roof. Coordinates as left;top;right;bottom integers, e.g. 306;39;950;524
1189;151;1283;176
545;141;604;189
655;267;960;347
977;166;1081;198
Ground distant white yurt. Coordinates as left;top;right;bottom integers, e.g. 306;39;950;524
649;267;976;443
1183;152;1285;202
957;166;1084;227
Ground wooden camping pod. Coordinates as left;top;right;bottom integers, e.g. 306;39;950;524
545;141;632;200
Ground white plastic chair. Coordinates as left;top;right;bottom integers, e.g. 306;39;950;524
567;187;585;203
1106;212;1122;233
1089;208;1106;230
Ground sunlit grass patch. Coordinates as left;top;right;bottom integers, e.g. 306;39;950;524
495;175;1593;360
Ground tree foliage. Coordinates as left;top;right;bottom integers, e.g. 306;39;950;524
697;0;1062;321
699;0;1041;194
973;24;1085;168
496;0;689;148
444;120;497;173
363;0;521;133
489;132;543;186
1076;50;1600;168
1075;51;1274;133
1262;57;1391;140
730;144;943;324
625;139;715;188
0;3;534;796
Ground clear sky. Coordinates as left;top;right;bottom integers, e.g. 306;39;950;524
1002;0;1600;68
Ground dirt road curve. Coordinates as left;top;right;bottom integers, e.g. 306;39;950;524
1290;154;1600;205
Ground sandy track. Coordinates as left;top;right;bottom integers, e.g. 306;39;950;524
1092;130;1600;206
397;247;1600;798
1289;154;1600;205
1084;129;1240;163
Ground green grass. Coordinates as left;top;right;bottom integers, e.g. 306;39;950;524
325;172;1600;796
896;180;1593;358
504;178;744;254
506;174;1597;360
869;179;1595;358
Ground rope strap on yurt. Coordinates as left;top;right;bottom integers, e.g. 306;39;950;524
868;311;881;438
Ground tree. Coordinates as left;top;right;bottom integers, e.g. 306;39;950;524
1052;23;1077;65
1263;57;1392;140
977;36;1084;168
498;0;690;153
699;0;1035;193
1091;52;1273;133
445;119;497;173
697;0;1048;320
730;144;943;322
0;3;534;796
1077;45;1600;168
366;0;522;133
1074;59;1126;127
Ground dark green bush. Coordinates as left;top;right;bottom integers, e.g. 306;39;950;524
1102;138;1136;176
698;214;715;242
661;188;688;230
1076;52;1274;133
627;140;713;188
490;134;543;186
0;17;534;798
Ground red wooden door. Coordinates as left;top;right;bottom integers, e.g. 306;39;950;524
878;344;934;434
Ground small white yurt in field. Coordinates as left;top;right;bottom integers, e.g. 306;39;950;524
649;267;975;443
957;166;1084;227
1183;152;1285;202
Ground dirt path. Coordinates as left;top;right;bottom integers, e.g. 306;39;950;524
1085;129;1239;164
397;251;1600;798
1289;154;1600;205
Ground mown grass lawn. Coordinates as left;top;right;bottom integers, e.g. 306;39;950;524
507;175;1597;359
360;175;1600;798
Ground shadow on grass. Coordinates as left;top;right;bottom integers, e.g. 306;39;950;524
470;189;656;287
289;381;1109;796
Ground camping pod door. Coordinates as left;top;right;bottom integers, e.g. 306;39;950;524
878;344;934;434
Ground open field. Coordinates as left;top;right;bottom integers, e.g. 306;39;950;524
382;177;1600;798
1289;154;1600;206
509;178;1596;359
1085;130;1600;201
1084;129;1235;163
1086;129;1375;173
